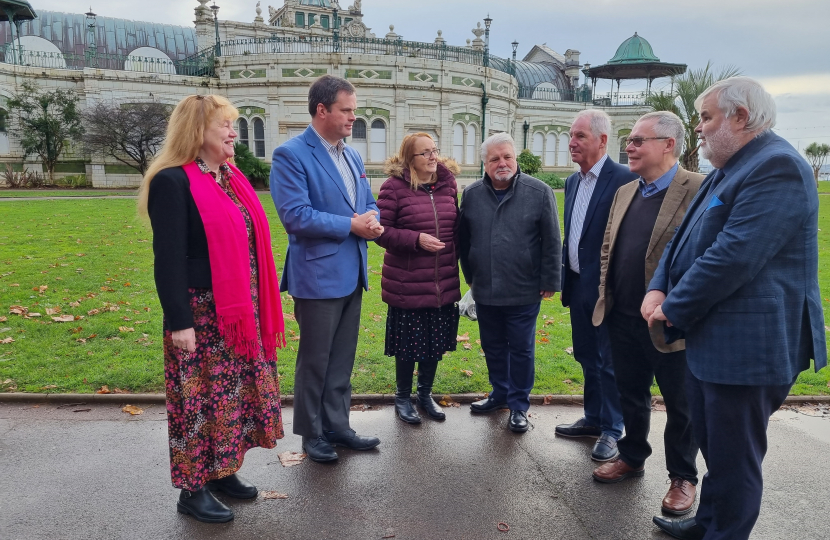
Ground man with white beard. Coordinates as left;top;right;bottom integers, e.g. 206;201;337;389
644;77;827;540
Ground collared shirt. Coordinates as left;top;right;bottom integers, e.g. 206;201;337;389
310;125;356;206
195;156;234;188
568;153;608;273
638;162;678;197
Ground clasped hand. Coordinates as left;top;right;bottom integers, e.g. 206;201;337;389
641;290;672;327
351;211;384;239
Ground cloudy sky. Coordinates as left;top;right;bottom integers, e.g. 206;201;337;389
31;0;830;149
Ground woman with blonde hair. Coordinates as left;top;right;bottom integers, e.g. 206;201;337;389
139;95;286;523
376;133;461;424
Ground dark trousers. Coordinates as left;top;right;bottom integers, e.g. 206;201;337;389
686;367;793;540
566;271;623;438
292;285;363;438
607;311;697;481
476;302;541;411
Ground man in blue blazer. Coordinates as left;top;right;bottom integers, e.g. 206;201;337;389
271;75;383;463
556;110;638;461
646;77;827;540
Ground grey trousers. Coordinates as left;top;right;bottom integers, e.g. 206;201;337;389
292;285;363;438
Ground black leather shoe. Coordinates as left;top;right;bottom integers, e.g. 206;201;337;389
324;429;380;450
652;516;705;540
303;435;338;463
177;487;234;523
207;473;258;499
395;396;422;424
470;395;508;414
508;410;529;432
591;433;620;462
555;417;601;438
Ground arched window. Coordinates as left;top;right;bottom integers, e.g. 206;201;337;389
466;125;477;165
0;109;7;133
619;137;629;165
532;132;544;159
253;118;265;158
237;118;249;149
351;119;367;162
453;124;464;163
370;119;386;162
545;133;556;166
557;133;569;166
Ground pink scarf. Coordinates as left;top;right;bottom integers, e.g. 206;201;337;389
183;160;285;361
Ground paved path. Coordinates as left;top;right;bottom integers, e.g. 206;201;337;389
0;401;827;540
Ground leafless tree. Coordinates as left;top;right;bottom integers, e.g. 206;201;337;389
83;101;172;175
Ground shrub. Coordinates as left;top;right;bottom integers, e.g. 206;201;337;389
535;172;565;189
233;143;270;187
61;174;90;188
517;149;542;176
2;164;46;188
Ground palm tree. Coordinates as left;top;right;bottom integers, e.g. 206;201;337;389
646;62;741;172
804;142;830;187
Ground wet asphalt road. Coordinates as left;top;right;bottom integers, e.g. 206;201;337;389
0;401;828;540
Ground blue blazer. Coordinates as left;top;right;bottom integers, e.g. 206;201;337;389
561;157;637;307
270;125;378;300
650;131;827;385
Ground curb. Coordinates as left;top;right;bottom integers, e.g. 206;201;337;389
0;392;828;406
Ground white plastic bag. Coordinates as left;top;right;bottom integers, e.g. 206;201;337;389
458;289;477;321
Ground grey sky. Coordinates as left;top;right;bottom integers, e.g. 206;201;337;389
28;0;830;147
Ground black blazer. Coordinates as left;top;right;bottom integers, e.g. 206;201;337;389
147;166;213;331
560;157;637;307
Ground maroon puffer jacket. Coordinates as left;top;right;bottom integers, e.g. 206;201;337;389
375;157;462;310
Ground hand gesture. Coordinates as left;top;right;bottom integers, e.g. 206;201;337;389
351;211;384;239
418;233;445;252
641;290;666;322
171;328;196;353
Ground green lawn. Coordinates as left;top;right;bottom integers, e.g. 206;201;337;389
1;194;828;395
0;189;138;198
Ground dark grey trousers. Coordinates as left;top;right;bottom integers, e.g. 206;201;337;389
292;285;363;438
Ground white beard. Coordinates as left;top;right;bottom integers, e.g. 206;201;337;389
700;121;743;169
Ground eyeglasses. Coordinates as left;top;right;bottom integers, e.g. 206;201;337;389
626;136;670;147
415;149;440;159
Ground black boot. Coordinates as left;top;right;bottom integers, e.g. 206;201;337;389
177;487;234;523
416;360;446;421
395;359;421;424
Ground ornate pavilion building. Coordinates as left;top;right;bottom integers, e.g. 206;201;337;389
0;0;678;187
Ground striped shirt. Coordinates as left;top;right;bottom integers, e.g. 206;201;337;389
310;125;356;206
568;153;608;273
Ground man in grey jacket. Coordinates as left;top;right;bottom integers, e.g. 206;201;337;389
459;133;562;432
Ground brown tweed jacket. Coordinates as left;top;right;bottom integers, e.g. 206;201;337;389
592;166;704;352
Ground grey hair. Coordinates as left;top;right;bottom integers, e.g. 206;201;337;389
636;111;685;158
573;109;611;138
480;132;517;161
694;76;776;132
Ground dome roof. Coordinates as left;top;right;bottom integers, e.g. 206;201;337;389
490;57;571;99
607;32;659;64
298;0;333;6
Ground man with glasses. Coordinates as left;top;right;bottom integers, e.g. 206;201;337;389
556;110;637;461
459;133;561;432
591;111;703;517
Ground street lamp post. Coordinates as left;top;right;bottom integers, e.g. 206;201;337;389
483;14;492;68
511;39;518;77
332;7;339;52
211;2;221;57
480;82;489;177
523;120;529;150
85;8;97;67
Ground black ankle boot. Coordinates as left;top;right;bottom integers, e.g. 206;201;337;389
395;359;421;424
416;361;446;421
177;487;234;523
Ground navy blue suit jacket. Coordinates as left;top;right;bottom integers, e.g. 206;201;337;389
650;131;827;385
561;157;637;307
270;126;378;300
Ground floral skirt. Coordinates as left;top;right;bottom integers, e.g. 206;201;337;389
384;303;460;362
163;288;284;491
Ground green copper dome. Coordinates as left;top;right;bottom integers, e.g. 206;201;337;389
298;0;333;6
607;32;660;64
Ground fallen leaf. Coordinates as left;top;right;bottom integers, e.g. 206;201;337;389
38;285;48;293
461;369;473;377
9;283;19;287
41;384;57;389
543;395;553;405
119;326;135;333
112;388;131;394
456;333;470;342
463;343;472;350
122;282;131;287
563;379;573;384
76;338;86;344
96;385;111;394
564;347;573;355
87;333;97;339
0;337;14;344
261;491;289;499
0;316;6;322
25;312;42;318
122;404;144;415
71;327;83;333
69;301;81;308
87;309;100;316
438;394;461;407
9;305;27;315
51;315;76;322
277;451;307;467
46;307;61;315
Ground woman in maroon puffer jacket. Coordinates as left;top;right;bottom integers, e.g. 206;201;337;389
376;133;462;425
